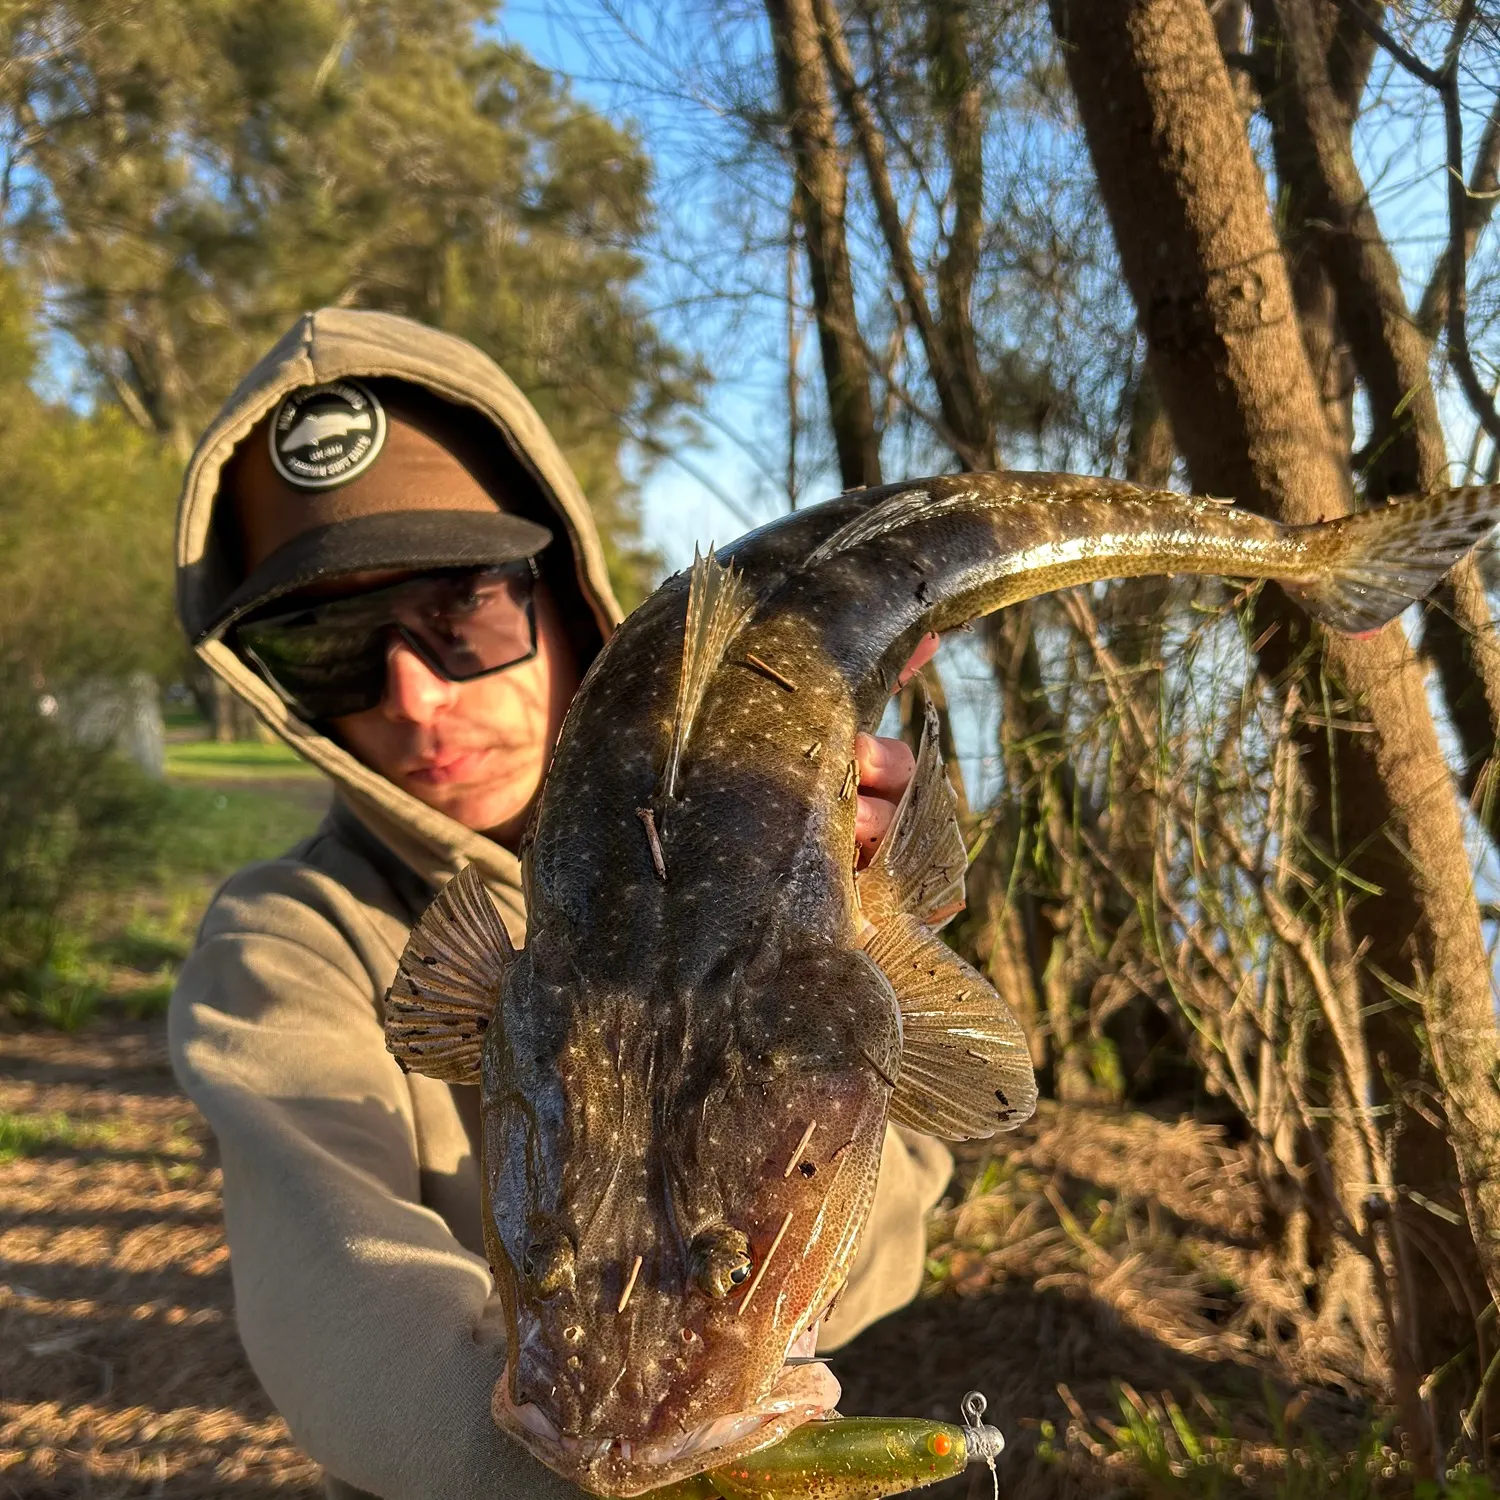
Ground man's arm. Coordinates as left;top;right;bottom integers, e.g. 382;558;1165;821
816;1125;952;1352
169;859;586;1500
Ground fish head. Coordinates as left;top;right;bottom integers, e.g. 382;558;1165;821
483;937;901;1496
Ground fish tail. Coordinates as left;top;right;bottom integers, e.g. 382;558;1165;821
1280;485;1500;635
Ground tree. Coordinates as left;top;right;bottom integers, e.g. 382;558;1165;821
0;267;181;679
632;0;1500;1469
1051;0;1500;1467
0;0;698;614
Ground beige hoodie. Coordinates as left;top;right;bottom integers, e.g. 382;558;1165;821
168;309;953;1500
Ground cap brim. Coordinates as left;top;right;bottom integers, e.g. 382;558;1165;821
200;510;554;642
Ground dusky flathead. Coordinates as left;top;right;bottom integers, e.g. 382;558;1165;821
385;472;1500;1495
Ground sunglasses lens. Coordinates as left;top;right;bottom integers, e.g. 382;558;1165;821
238;614;388;718
399;569;536;681
235;564;538;719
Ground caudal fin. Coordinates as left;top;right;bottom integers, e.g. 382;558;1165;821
1282;485;1500;634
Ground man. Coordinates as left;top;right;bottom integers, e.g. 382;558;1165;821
169;308;953;1500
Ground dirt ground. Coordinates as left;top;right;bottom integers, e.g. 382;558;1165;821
1;1017;1378;1500
0;1020;321;1499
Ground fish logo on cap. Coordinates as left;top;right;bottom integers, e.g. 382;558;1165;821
269;379;387;489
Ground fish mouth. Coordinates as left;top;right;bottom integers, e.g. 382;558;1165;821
494;1319;840;1497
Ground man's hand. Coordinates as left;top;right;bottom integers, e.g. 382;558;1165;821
853;632;940;866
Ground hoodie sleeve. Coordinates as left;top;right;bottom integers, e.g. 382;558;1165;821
815;1126;953;1353
168;858;588;1500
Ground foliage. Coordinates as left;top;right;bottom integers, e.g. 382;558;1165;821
13;769;322;1031
0;657;167;1011
0;269;182;678
0;0;697;607
0;656;321;1028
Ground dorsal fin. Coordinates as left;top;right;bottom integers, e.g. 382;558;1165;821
661;545;754;800
865;913;1037;1140
856;683;967;930
385;863;513;1083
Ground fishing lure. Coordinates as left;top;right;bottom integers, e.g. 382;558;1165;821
647;1393;1004;1499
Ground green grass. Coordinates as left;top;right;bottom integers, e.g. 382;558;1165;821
138;779;325;879
164;737;322;780
1043;1383;1500;1499
0;1109;104;1161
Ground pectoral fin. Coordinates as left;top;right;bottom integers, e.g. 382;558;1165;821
865;912;1037;1140
856;685;966;930
385;863;513;1083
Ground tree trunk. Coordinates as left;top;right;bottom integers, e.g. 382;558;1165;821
926;0;995;470
1051;0;1500;1464
765;0;883;489
1104;369;1174;935
1252;0;1500;829
813;0;980;467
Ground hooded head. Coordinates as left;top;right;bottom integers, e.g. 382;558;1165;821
176;309;623;899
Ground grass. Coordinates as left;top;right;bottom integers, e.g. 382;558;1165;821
0;1108;118;1160
1049;1383;1386;1497
164;737;323;780
1048;1382;1500;1499
135;777;325;880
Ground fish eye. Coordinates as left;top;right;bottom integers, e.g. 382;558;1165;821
689;1226;753;1299
522;1231;576;1298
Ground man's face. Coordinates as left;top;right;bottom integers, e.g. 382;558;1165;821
329;581;581;846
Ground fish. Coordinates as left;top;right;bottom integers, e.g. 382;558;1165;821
384;472;1500;1497
278;409;372;453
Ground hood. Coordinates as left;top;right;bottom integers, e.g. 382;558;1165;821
176;308;624;918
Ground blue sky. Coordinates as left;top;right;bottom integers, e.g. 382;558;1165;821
496;3;1500;554
494;2;833;571
494;2;1500;811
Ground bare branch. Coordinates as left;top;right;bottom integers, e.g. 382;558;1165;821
1329;0;1442;89
810;0;993;466
1416;87;1500;342
1440;2;1500;443
929;0;995;467
765;0;884;487
1329;1;1500;438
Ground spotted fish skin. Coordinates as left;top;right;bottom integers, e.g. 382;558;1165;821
386;471;1500;1498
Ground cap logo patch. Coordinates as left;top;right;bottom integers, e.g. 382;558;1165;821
269;379;387;489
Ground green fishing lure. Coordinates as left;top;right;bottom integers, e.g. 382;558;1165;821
648;1395;1004;1500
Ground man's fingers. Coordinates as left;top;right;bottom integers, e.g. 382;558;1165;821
855;792;897;860
851;634;936;866
854;732;915;801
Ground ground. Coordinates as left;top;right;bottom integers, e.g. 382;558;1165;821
1;1013;1383;1500
0;731;1391;1499
0;1019;321;1499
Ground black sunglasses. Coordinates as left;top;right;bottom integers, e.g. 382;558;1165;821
234;560;540;720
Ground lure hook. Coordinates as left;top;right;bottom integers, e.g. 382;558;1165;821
961;1389;1004;1499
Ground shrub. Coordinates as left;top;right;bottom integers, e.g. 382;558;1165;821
0;655;168;1018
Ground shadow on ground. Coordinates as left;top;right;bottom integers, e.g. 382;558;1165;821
2;1017;1375;1499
